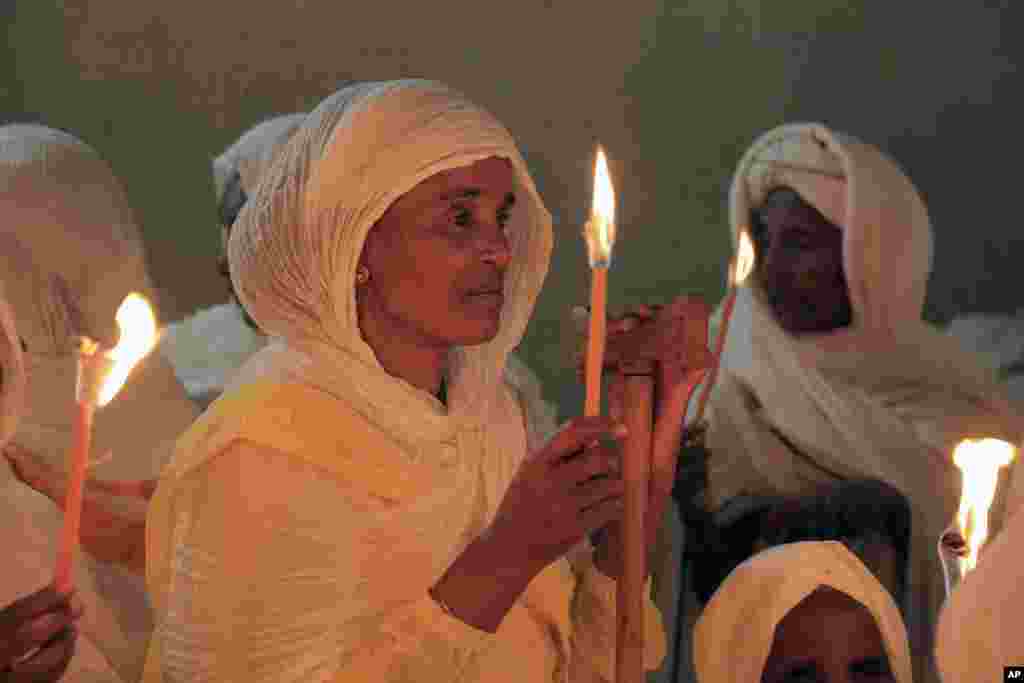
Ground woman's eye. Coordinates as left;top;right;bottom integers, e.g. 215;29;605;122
453;208;473;227
19;337;27;352
497;209;512;227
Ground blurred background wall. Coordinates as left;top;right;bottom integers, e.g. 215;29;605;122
3;0;1022;419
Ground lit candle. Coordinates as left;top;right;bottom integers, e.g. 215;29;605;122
53;293;157;594
582;145;617;417
693;230;756;424
951;437;1016;577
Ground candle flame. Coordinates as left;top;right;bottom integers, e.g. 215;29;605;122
952;437;1016;573
583;145;616;267
733;231;756;285
97;293;158;406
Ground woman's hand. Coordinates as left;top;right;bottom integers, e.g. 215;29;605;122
0;586;82;681
595;298;711;579
4;444;151;573
431;417;627;632
487;416;629;574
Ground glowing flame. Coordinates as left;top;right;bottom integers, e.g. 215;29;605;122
952;437;1016;573
97;293;158;406
583;145;616;267
733;231;756;285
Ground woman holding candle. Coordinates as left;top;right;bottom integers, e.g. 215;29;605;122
0;124;200;682
686;123;1023;683
694;541;913;683
143;80;668;682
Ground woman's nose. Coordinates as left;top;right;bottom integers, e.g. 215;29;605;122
478;226;511;268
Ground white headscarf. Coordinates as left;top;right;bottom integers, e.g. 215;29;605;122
160;114;305;405
701;122;1022;682
0;124;199;682
212;113;306;200
694;541;913;683
0;278;25;447
220;80;552;474
0;124;199;481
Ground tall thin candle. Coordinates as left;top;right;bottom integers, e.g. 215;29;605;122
693;230;755;424
582;146;616;416
53;293;157;594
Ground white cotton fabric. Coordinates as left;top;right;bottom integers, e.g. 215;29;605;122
694;541;913;683
0;124;200;682
159;302;268;406
146;80;664;682
212;113;306;200
698;122;1023;683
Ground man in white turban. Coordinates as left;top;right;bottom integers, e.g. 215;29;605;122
688;123;1022;683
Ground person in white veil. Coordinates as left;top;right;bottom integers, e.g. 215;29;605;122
159;113;306;408
0;124;200;682
694;541;913;683
683;122;1023;683
143;80;670;682
161;110;560;446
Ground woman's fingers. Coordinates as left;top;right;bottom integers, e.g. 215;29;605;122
10;626;77;679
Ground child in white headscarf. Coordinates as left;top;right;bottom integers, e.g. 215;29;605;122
144;80;668;682
687;123;1022;683
694;541;913;683
0;124;200;682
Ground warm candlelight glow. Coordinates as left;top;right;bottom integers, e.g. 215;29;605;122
952;437;1016;573
733;230;756;285
97;293;157;406
583;146;617;267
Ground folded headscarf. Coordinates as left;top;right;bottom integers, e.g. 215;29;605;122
694;541;913;683
699;122;1023;683
159;115;304;405
222;80;552;463
0;124;199;682
212;113;306;201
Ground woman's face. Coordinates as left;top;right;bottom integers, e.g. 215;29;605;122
761;587;896;683
357;156;517;349
754;188;853;335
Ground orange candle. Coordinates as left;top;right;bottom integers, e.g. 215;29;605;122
693;288;737;424
582;145;616;417
693;231;755;425
54;399;94;594
584;268;608;416
51;293;158;594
